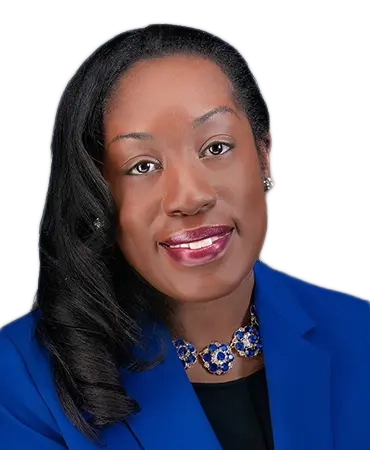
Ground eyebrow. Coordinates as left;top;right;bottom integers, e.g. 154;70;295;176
107;105;239;148
192;105;239;127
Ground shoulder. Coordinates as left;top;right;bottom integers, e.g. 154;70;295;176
0;310;51;415
259;259;368;310
0;310;44;374
1;309;38;351
0;310;41;383
0;311;67;447
261;260;369;342
283;267;368;319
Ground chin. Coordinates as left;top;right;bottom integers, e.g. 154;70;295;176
157;263;253;303
170;283;241;303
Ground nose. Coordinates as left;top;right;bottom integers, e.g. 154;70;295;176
162;164;217;217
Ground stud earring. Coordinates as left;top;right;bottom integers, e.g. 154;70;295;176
263;177;274;192
93;217;104;230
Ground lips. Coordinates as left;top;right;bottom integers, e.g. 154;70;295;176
160;225;234;247
159;225;234;267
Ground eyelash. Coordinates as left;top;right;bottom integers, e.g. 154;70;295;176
125;141;234;176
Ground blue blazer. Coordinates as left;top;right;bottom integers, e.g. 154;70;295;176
1;259;369;450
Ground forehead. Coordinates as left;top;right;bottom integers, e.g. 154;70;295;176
104;55;237;128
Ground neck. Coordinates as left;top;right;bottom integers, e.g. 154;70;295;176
169;269;255;349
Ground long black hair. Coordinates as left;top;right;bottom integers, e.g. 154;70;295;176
31;23;270;446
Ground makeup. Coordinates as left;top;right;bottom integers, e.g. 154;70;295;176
160;226;234;267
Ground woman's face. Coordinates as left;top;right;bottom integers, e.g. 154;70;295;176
103;55;270;302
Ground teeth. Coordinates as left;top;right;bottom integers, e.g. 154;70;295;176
171;235;223;250
189;238;213;249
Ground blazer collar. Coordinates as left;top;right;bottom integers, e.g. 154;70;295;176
120;259;334;450
253;260;333;449
120;322;221;449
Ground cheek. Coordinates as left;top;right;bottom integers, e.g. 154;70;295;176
115;186;159;268
118;198;145;242
220;152;263;207
220;152;266;237
116;210;148;274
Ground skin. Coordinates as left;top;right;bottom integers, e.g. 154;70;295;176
103;55;271;381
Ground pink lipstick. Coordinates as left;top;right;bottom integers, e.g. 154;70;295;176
160;225;234;267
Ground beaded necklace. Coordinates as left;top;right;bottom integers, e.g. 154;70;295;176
172;304;262;376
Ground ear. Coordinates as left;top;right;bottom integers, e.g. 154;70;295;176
257;131;272;179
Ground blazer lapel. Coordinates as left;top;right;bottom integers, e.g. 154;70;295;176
253;260;334;450
120;323;221;449
119;259;334;450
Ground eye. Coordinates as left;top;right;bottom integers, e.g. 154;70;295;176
126;160;160;176
201;142;234;158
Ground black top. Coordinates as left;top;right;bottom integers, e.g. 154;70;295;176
192;367;274;450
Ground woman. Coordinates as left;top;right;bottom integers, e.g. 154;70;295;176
0;23;369;450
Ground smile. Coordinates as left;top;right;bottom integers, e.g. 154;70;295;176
160;226;234;267
167;234;225;250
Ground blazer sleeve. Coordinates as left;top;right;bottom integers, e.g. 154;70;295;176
0;329;67;449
